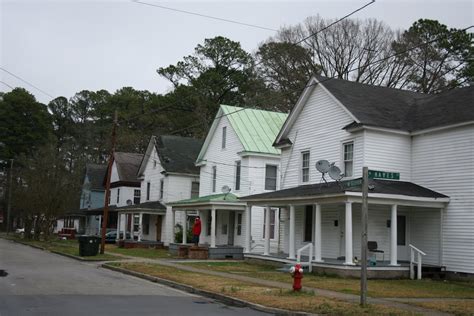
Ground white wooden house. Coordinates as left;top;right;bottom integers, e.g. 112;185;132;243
169;105;287;257
242;76;473;278
116;135;203;246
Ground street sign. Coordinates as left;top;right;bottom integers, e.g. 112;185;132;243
368;170;400;180
343;178;363;188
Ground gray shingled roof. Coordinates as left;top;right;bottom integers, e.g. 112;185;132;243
156;135;203;175
114;152;143;183
85;163;107;191
316;75;474;132
117;200;166;212
241;178;448;201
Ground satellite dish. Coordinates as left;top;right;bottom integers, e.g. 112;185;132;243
126;199;132;206
316;160;330;173
221;185;231;194
328;165;343;181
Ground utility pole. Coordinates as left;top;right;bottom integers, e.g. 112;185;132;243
6;159;13;235
360;166;368;306
100;111;118;254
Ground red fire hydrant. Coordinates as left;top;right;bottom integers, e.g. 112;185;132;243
290;263;303;291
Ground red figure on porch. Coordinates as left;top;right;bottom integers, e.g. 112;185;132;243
192;216;201;246
290;263;304;291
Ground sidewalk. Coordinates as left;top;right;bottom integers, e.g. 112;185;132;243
104;257;455;315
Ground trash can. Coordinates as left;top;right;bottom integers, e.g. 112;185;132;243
78;235;101;256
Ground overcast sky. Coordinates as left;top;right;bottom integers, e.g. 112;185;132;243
1;0;473;104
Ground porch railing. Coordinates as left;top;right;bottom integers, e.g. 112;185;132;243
296;243;313;273
409;244;426;280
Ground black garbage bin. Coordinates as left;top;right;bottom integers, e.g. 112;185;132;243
78;235;101;256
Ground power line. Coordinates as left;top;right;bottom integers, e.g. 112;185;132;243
0;81;14;90
0;67;55;99
294;0;376;45
131;0;278;32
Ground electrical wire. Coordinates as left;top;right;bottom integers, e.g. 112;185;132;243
0;81;14;90
0;67;55;99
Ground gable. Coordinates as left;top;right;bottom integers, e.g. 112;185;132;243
137;136;157;177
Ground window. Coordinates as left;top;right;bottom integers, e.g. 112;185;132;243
146;182;151;201
143;214;150;235
134;189;140;205
264;165;277;190
237;213;242;236
212;166;217;192
301;151;310;182
235;161;241;191
397;215;406;246
133;214;139;233
222;126;227;149
116;189;120;204
153;160;157;169
159;179;164;199
191;182;200;198
304;205;313;242
263;208;276;239
107;192;111;205
343;142;354;177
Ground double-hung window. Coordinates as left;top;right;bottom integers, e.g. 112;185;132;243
236;213;242;236
146;182;151;201
263;208;276;239
222;126;227;149
116;189;120;204
191;182;200;198
212;166;217;192
235;161;241;191
159;179;164;199
134;189;140;205
264;165;277;190
301;151;310;183
343;142;354;177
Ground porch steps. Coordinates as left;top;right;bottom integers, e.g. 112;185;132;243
416;264;447;279
276;263;311;273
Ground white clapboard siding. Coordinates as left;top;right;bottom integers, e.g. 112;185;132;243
280;84;362;188
364;130;412;181
412;125;474;274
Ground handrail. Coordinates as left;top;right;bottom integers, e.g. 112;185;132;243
409;244;426;280
296;243;313;273
409;244;426;256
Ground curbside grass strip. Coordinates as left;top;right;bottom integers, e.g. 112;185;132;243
102;263;315;316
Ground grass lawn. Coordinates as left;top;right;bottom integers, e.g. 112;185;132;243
415;300;474;316
182;261;474;299
105;244;176;259
109;262;415;316
4;235;120;261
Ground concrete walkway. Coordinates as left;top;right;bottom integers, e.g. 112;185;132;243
104;255;455;315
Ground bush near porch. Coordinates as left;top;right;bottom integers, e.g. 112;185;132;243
182;261;474;299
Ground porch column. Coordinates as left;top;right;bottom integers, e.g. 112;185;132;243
245;205;252;253
138;212;143;242
130;214;134;240
182;210;187;244
345;202;354;265
170;209;175;243
116;213;121;242
390;204;398;266
122;214;127;240
289;205;296;259
314;204;323;262
211;207;216;248
98;215;102;235
264;206;271;256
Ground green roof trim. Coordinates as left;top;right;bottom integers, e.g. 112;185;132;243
168;193;240;206
220;105;288;155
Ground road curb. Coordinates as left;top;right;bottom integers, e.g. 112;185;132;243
102;263;314;316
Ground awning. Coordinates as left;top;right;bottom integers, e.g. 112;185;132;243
169;193;246;211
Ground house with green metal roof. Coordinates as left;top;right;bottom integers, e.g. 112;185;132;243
170;104;288;257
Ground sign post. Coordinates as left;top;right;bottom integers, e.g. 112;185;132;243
360;167;368;306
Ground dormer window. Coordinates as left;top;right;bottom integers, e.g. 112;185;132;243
343;142;354;177
222;126;227;149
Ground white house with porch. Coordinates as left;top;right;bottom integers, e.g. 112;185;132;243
242;76;473;278
169;105;287;257
116;135;203;246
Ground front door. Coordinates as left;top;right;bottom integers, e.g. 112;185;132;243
228;211;235;246
155;215;162;242
397;215;409;261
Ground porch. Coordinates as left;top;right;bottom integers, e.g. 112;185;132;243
169;193;247;259
116;201;167;246
241;178;449;279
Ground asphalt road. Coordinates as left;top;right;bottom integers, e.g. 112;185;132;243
0;238;268;316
